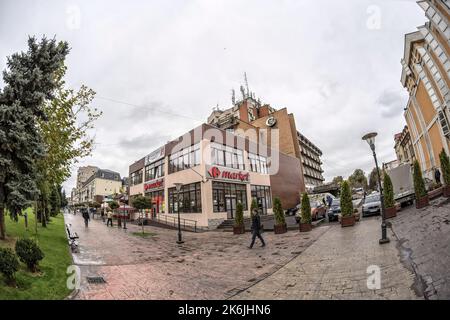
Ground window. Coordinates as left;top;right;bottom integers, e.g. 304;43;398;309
212;182;247;212
251;185;272;214
145;159;165;181
145;189;165;214
168;182;202;213
130;169;143;186
210;142;244;170
169;143;201;174
248;153;268;174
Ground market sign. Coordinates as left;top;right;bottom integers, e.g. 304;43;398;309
144;178;164;191
206;165;250;183
144;146;165;165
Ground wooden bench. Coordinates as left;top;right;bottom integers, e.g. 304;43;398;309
65;223;79;252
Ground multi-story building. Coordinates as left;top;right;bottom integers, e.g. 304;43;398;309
394;126;416;164
400;0;450;179
207;93;324;190
128;123;304;229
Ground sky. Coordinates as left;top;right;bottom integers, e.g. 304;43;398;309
0;0;427;193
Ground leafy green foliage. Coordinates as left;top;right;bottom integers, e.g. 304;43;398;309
250;199;258;216
413;160;427;199
383;173;395;208
348;169;368;190
131;195;152;210
300;193;312;224
332;176;344;187
340;180;353;217
49;185;61;216
0;248;19;284
234;202;244;227
15;238;44;272
368;167;379;191
109;201;119;210
273;197;285;226
439;149;450;186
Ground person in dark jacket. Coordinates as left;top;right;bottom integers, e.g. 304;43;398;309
435;167;441;184
249;209;265;249
82;208;90;228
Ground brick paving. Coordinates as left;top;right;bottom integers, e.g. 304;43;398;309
64;213;328;299
232;216;421;300
389;197;450;300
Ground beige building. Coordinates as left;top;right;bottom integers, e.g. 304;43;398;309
401;0;450;179
72;168;122;205
394;126;416;165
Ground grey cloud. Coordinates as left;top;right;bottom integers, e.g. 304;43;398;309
117;133;171;153
377;89;405;118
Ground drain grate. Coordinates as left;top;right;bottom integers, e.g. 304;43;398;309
87;276;106;284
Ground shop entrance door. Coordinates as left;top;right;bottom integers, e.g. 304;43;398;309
226;195;237;219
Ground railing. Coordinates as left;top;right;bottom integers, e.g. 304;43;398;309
148;214;198;233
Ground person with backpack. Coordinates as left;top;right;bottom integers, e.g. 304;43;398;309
249;209;265;249
82;208;90;228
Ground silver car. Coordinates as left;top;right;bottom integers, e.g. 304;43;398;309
362;193;381;217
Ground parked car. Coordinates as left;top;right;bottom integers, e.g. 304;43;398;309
362;193;381;217
327;199;341;222
285;206;299;216
294;200;327;223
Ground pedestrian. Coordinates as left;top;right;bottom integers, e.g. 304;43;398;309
249;209;265;249
106;209;113;227
435;167;441;184
82;208;90;228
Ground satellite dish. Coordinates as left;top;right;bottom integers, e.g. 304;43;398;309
266;116;277;127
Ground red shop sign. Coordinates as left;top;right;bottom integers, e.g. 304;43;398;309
144;179;164;191
207;166;250;183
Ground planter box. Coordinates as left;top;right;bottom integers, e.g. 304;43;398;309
443;185;450;198
299;222;312;232
340;215;355;227
233;225;245;234
274;223;287;234
415;195;429;209
384;206;397;219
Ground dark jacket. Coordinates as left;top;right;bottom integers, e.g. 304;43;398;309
251;214;261;231
82;210;90;220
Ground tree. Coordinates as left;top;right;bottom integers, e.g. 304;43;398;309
340;180;353;217
0;37;69;239
368;168;379;191
60;188;68;208
348;169;368;190
49;185;61;217
109;201;119;210
250;199;258;216
413;160;427;199
273;197;285;226
300;193;312;224
234;202;244;227
383;173;395;209
439;149;450;186
131;195;152;233
332;176;344;186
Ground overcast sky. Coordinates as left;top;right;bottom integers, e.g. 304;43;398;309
0;0;427;192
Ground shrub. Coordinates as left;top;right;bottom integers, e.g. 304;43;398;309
413;160;427;199
300;193;312;224
439;149;450;186
0;248;19;285
250;199;258;216
15;238;44;272
234;202;244;227
273;197;285;226
383;173;395;209
340;180;353;217
109;201;119;210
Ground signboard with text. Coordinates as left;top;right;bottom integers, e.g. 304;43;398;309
144;146;165;165
205;165;250;184
144;178;164;191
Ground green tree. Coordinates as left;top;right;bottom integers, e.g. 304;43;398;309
348;169;368;190
300;193;312;224
234;202;244;227
383;173;395;209
332;176;344;187
60;187;68;208
413;160;427;199
368;168;379;191
439;149;450;186
109;201;119;210
340;180;353;217
273;197;285;226
250;199;258;216
49;185;61;217
0;37;69;239
131;195;152;233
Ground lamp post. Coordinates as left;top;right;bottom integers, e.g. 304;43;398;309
174;183;184;244
362;132;390;244
122;201;127;230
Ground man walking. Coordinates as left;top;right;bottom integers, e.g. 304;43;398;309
435;167;441;184
249;209;265;249
106;209;113;227
82;208;90;228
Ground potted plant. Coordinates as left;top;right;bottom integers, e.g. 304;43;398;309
340;180;355;227
413;160;429;208
439;149;450;197
383;172;397;219
233;202;245;234
299;193;312;232
273;197;287;234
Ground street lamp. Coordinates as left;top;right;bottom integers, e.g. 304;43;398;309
122;201;127;230
174;183;184;244
362;132;390;245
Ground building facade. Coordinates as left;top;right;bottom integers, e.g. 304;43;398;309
207;94;324;190
394;126;416;165
401;0;450;179
128;123;304;229
72;168;122;205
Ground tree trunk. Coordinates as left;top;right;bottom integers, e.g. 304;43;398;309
0;182;6;240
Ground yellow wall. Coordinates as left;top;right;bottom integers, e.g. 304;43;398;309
416;81;437;126
429;122;444;167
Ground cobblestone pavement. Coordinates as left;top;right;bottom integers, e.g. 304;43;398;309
64;213;328;299
232;217;422;300
389;197;450;300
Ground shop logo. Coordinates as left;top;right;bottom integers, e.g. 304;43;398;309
208;166;250;182
144;179;164;191
208;166;221;179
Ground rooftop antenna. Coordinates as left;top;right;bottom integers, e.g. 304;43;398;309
240;85;246;100
231;89;236;105
244;72;249;97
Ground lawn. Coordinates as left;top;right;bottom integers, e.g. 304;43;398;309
0;208;73;299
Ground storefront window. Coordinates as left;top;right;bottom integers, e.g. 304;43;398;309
211;142;244;170
168;182;202;213
169;143;201;174
144;189;165;214
212;182;247;213
251;185;272;215
144;159;165;181
130;169;143;185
